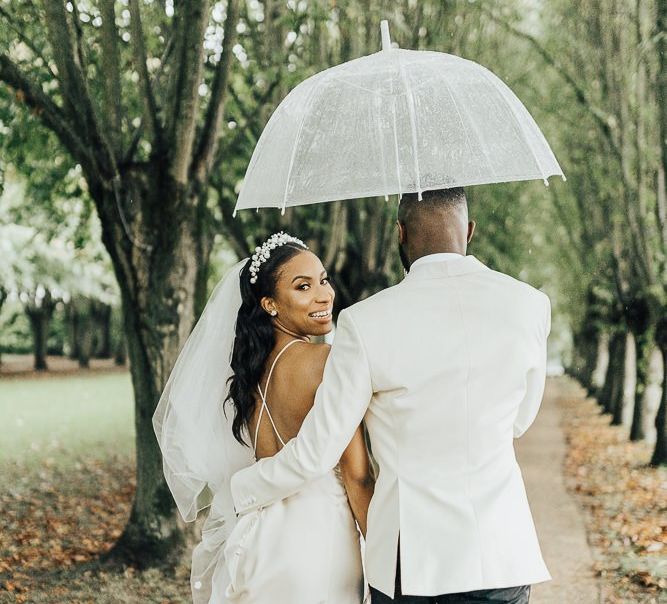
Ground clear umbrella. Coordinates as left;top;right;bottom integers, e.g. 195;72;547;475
234;21;564;215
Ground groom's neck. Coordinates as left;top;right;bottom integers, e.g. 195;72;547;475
410;243;467;264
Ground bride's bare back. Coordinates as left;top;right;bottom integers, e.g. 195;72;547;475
250;338;330;460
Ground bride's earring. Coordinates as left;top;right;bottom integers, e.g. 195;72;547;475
270;310;277;316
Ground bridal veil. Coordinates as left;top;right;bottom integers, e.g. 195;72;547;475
152;259;254;603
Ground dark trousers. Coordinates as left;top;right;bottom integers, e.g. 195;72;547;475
370;550;531;604
370;585;531;604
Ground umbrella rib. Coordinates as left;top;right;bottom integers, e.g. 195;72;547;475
374;97;390;200
387;57;403;198
391;102;402;197
397;51;422;200
477;66;547;185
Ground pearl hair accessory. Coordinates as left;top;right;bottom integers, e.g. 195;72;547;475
249;231;307;284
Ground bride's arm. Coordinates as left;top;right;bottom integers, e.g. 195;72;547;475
339;424;375;537
231;309;373;514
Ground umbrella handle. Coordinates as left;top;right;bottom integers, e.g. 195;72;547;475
381;20;392;51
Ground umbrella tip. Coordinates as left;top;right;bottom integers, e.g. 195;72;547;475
232;208;237;218
380;20;392;51
561;174;567;182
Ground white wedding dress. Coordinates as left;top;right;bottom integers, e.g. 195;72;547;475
221;340;366;603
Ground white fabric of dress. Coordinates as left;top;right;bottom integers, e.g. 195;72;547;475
222;340;365;604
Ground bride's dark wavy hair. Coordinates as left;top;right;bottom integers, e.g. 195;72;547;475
225;240;308;446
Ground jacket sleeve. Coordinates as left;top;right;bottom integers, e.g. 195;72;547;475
231;309;374;514
513;293;551;439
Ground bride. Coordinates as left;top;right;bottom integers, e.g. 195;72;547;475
153;232;374;604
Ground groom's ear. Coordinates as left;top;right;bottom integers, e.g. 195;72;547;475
467;220;476;243
397;220;407;245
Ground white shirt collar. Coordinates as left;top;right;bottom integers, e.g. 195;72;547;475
410;252;464;271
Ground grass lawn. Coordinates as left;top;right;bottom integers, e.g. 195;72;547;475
0;371;135;467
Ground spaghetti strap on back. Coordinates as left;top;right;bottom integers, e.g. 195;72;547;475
253;339;303;456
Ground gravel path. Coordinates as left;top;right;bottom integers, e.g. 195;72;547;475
514;377;601;604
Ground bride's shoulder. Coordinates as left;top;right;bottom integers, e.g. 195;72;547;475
290;341;330;370
283;342;330;389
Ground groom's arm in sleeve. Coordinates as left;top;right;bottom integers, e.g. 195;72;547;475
231;309;373;514
513;293;551;439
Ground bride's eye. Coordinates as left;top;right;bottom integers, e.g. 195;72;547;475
297;283;310;290
321;277;330;285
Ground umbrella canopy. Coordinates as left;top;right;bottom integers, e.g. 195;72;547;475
234;21;564;215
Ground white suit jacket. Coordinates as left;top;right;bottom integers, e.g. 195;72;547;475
231;254;552;597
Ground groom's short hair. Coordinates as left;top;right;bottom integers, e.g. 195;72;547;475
398;187;467;225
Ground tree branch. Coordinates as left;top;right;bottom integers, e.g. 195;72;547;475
42;2;82;110
548;185;587;260
323;202;347;269
0;54;92;168
69;1;89;77
165;0;211;185
43;2;123;184
216;190;251;257
99;0;123;153
122;32;175;165
657;0;667;259
191;0;240;184
128;0;161;148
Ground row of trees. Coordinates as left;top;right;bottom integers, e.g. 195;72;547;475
1;285;126;370
0;0;664;567
0;169;123;369
500;0;666;466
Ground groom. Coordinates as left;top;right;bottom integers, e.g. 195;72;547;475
231;187;552;603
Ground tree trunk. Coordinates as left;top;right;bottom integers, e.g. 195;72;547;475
25;290;56;371
28;312;49;370
610;332;628;425
111;305;127;366
568;327;585;383
92;168;213;566
582;333;600;394
651;316;667;466
77;304;94;369
574;321;600;392
626;295;652;438
65;302;80;360
629;333;651;440
70;297;95;368
598;330;624;412
592;332;610;391
0;286;7;367
115;334;127;366
93;301;113;358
